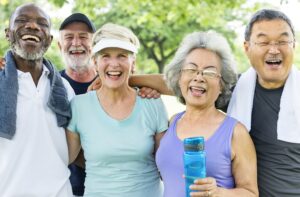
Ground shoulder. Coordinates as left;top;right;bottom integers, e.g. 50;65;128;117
138;96;165;108
62;77;75;100
71;91;95;104
231;121;254;155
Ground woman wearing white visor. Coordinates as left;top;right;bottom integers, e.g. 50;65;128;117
66;23;168;197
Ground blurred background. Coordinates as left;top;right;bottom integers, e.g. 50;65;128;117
1;0;299;116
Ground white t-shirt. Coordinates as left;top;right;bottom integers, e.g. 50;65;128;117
0;66;74;197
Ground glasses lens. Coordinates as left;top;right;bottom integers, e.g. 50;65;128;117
202;67;218;78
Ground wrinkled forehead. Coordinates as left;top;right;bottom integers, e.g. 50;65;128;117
10;4;51;27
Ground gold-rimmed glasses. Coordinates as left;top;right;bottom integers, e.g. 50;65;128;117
181;65;221;79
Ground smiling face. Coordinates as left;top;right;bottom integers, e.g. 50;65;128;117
5;4;53;60
179;48;222;109
244;19;295;89
93;48;135;90
59;22;93;71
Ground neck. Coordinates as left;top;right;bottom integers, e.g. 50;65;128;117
13;53;43;86
65;66;96;83
258;78;286;89
184;105;222;123
97;85;135;103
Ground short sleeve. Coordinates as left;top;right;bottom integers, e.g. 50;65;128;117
153;98;168;133
67;97;78;133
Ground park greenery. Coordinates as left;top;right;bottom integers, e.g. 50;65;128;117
0;0;299;73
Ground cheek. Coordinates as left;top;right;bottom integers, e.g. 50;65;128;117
178;76;189;91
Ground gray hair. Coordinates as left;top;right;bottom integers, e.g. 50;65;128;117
245;9;295;41
164;31;237;109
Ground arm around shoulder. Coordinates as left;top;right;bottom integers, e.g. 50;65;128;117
129;74;174;95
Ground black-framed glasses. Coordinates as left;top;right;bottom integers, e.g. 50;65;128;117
181;65;221;79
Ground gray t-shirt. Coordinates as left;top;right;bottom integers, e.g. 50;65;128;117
251;81;300;197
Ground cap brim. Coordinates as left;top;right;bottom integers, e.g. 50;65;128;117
92;38;138;54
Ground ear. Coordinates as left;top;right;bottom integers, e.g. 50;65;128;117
293;40;296;49
58;41;62;51
243;41;251;58
45;34;53;49
219;78;224;94
131;59;136;74
244;41;249;52
92;56;97;66
5;28;10;41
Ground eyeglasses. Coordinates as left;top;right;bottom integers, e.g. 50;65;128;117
252;40;294;49
181;66;221;79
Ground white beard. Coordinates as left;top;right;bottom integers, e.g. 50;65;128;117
62;52;91;72
12;42;46;61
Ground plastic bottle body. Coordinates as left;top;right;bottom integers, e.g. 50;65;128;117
183;137;206;197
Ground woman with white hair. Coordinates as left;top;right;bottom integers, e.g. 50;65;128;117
155;31;258;197
66;23;168;197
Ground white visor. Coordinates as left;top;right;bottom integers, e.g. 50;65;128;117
92;38;138;54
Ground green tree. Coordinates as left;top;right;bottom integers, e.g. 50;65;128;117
1;0;299;72
72;0;260;73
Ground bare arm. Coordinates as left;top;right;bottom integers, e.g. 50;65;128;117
189;123;258;197
65;129;82;164
129;74;174;95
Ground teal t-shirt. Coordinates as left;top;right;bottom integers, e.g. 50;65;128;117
68;91;168;197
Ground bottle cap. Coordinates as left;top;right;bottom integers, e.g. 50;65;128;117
183;136;205;151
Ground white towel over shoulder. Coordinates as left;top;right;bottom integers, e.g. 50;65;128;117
228;66;300;143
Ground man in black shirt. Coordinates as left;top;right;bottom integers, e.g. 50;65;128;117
58;13;97;196
228;9;300;197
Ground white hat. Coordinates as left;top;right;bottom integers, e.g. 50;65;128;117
92;38;138;54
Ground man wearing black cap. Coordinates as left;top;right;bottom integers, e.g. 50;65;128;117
58;13;97;196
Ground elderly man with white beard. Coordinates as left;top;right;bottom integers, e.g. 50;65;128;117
58;13;97;95
57;13;97;197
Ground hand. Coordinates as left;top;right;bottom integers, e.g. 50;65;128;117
87;76;101;91
0;58;5;70
189;177;218;197
138;87;161;99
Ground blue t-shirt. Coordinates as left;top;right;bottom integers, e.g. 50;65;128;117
68;91;168;197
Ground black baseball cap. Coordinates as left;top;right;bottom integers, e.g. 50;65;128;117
59;13;96;33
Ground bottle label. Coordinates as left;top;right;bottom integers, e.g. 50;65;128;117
184;143;204;151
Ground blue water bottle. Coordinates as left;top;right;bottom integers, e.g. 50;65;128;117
183;136;206;197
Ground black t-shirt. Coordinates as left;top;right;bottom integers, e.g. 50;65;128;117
250;81;300;197
60;70;95;95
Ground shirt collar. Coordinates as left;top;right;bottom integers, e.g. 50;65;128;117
17;64;50;77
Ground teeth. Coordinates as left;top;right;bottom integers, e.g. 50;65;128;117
107;71;121;76
266;59;281;63
70;50;84;54
22;35;40;42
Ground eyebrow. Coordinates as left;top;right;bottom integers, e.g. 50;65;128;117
15;14;49;22
185;62;217;69
256;32;291;39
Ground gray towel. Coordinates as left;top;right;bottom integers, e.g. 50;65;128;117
0;50;71;140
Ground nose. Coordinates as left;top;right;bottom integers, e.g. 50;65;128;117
71;36;82;46
24;20;40;31
193;71;205;82
268;44;280;54
107;57;119;67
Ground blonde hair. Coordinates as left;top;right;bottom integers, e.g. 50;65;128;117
92;23;140;52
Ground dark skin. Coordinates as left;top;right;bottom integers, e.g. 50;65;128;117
5;3;53;85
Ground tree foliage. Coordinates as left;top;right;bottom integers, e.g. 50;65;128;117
0;0;299;73
72;0;257;73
